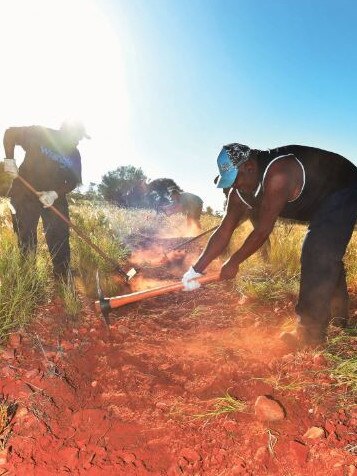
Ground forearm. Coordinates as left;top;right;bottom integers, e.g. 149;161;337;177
193;228;232;273
229;228;272;267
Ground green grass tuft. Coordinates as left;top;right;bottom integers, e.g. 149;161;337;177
194;392;247;420
0;237;51;342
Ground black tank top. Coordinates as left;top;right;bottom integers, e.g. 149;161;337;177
237;145;357;222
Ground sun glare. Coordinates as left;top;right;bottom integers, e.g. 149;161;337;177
0;0;131;183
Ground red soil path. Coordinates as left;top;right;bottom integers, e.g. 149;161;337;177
0;241;356;475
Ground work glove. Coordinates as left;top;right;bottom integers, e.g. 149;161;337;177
182;266;203;291
38;191;58;208
3;158;18;178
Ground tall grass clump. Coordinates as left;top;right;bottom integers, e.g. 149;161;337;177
236;222;357;302
0;235;51;342
194;392;247;420
324;330;357;398
57;273;82;319
236;221;306;301
345;230;357;291
69;202;132;296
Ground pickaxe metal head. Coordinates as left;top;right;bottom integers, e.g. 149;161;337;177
95;270;111;325
114;265;138;282
126;267;138;280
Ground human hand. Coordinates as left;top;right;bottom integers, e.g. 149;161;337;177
3;158;18;178
182;265;203;291
220;259;239;280
38;191;58;208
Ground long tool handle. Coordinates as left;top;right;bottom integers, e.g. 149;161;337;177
16;175;129;279
95;273;220;312
166;225;218;253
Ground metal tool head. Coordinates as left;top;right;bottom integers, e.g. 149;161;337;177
95;270;111;325
114;265;138;282
126;267;137;280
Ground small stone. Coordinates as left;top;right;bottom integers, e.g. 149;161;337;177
254;395;285;422
122;452;136;463
91;381;98;387
303;426;326;439
8;333;22;348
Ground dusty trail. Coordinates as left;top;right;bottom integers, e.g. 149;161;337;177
0;235;356;475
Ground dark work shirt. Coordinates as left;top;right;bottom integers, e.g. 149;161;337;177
10;126;82;198
238;145;357;222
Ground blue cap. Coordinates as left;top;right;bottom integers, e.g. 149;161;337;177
216;148;239;188
216;144;252;188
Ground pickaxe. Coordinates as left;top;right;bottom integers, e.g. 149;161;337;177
163;225;218;258
95;272;220;317
16;175;137;282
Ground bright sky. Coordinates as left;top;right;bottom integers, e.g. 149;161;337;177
1;0;356;211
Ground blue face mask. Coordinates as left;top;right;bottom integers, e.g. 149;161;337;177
215;144;251;189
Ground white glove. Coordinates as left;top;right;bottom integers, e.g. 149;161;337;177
182;266;203;291
38;191;58;208
3;158;18;178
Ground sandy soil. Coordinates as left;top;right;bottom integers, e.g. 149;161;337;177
0;236;356;475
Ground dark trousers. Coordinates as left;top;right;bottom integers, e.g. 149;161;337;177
10;193;70;278
296;184;357;339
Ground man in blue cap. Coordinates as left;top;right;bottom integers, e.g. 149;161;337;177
182;143;357;348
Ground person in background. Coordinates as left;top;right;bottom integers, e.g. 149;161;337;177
3;120;89;280
164;187;203;231
182;143;357;349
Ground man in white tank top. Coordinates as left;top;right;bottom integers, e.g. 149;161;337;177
182;143;357;349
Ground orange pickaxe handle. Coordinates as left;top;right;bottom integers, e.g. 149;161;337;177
16;175;131;280
95;273;220;312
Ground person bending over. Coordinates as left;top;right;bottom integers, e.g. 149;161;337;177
164;187;203;231
182;143;357;348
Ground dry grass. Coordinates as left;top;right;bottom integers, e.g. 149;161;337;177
193;392;247;420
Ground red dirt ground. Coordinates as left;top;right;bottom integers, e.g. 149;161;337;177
0;238;356;475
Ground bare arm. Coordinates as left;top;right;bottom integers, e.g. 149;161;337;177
220;158;296;278
193;189;248;273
